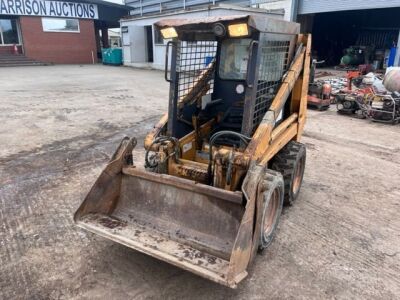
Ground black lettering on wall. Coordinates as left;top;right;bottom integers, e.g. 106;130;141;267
89;4;95;18
55;2;62;16
49;1;55;16
32;0;40;14
15;0;23;14
68;2;74;17
39;0;46;15
82;4;89;18
62;2;68;16
0;0;8;14
7;0;15;14
0;0;97;18
25;0;31;14
76;3;82;17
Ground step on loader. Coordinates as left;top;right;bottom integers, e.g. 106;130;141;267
74;15;310;288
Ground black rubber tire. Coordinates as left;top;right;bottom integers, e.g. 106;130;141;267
258;169;284;252
270;141;306;206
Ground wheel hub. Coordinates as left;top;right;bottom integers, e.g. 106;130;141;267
292;156;305;195
263;189;280;237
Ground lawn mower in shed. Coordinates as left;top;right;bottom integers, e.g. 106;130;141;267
336;70;369;118
307;82;332;110
307;59;332;110
336;92;370;118
74;15;311;288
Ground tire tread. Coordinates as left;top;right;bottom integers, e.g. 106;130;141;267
270;141;306;205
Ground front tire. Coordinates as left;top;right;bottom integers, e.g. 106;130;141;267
271;141;306;206
258;170;284;251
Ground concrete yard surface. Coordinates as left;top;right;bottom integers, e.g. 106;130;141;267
0;65;399;299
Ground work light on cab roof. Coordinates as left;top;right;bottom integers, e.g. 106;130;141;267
159;19;250;39
160;27;178;39
227;23;249;37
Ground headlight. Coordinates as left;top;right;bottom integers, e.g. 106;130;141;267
160;27;178;39
228;23;249;37
212;23;226;37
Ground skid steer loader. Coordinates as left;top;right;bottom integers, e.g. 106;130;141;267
74;15;310;288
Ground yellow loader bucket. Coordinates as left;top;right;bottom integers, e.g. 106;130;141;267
74;138;258;288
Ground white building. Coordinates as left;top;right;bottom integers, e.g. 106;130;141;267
108;29;122;47
120;3;284;69
258;0;294;21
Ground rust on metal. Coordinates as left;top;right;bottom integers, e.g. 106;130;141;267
144;113;168;151
244;47;306;161
155;14;300;36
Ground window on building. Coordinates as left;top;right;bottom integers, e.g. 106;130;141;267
154;26;164;45
0;19;20;45
42;18;80;33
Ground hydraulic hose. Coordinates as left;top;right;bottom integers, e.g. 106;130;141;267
207;131;251;184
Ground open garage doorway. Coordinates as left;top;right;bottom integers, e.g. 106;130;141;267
301;8;400;67
145;25;154;63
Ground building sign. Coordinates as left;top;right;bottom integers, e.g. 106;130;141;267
0;0;98;19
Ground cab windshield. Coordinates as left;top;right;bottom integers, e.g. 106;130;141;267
219;39;252;80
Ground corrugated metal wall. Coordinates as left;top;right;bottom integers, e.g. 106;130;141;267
125;0;400;17
299;0;400;14
124;0;277;16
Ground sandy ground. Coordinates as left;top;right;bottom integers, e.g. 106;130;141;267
0;65;399;300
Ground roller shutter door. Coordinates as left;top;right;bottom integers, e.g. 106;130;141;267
299;0;400;14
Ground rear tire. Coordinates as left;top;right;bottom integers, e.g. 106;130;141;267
271;141;306;206
258;170;284;251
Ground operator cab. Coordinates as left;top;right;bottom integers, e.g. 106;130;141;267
156;15;298;145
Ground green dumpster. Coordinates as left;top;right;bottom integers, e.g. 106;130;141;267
102;48;123;66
